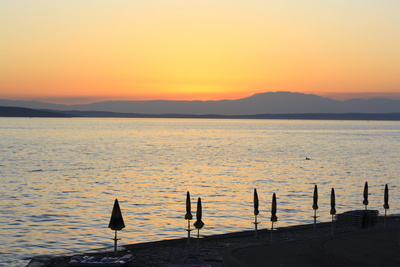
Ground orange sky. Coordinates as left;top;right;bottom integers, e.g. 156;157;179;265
1;1;400;104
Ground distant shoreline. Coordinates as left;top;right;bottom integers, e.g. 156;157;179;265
2;106;400;121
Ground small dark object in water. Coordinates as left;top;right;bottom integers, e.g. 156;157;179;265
29;169;43;172
305;157;310;160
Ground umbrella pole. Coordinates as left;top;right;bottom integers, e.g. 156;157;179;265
187;219;191;244
254;215;258;237
313;210;317;230
270;221;274;243
196;229;200;255
331;215;335;235
384;209;387;228
114;230;118;256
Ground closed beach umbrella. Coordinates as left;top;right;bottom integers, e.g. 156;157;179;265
312;185;318;230
108;199;125;231
194;197;204;230
254;189;259;216
271;193;277;222
330;188;336;235
363;181;369;209
383;184;390;226
108;199;125;255
193;197;204;255
330;188;336;216
253;189;260;237
185;191;193;243
383;184;389;211
185;191;193;220
312;185;318;210
270;193;277;243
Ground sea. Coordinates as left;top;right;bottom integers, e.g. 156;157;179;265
1;118;399;266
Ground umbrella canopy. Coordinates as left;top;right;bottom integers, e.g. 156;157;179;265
185;191;193;220
194;197;204;229
254;189;259;216
363;181;369;206
271;193;278;222
108;199;125;231
312;185;318;210
383;184;390;210
330;188;336;215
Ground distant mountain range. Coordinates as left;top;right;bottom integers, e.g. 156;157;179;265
1;91;400;118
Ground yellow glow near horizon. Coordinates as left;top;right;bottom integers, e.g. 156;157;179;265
1;1;400;104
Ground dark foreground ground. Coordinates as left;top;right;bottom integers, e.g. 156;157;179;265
28;216;400;267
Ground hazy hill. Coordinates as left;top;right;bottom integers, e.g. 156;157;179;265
1;92;400;115
0;106;71;117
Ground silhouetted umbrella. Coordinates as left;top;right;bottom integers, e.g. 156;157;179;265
312;185;318;229
108;199;125;255
253;189;260;237
383;184;390;227
330;188;336;235
254;188;259;216
193;197;204;255
271;193;277;223
363;181;369;209
185;191;193;244
270;193;277;242
194;197;204;230
312;185;319;210
383;184;389;214
330;188;336;217
185;191;193;220
109;199;125;230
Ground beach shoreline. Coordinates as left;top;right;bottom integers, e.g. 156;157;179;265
27;215;400;267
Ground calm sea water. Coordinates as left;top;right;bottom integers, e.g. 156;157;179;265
1;118;399;266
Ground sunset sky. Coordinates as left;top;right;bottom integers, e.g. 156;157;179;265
1;1;400;104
